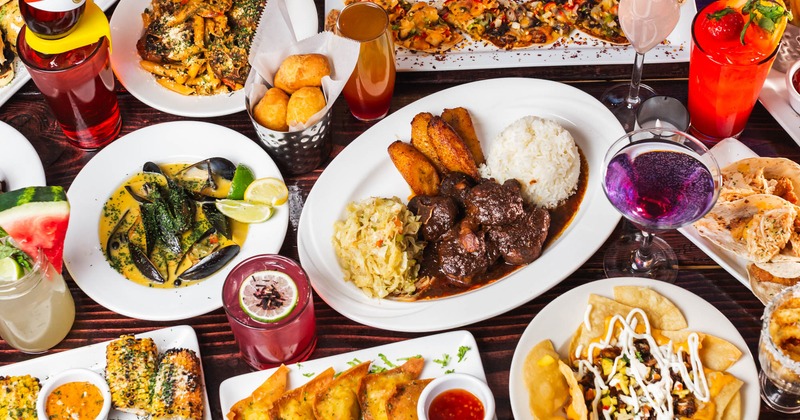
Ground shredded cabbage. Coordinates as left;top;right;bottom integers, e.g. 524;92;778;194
332;197;425;298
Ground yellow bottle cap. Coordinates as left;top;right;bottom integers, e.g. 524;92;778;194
24;0;111;55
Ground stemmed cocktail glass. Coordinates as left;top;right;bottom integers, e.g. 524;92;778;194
602;128;721;282
601;0;683;130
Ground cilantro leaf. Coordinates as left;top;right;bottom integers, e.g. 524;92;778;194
433;353;451;368
457;346;471;363
378;353;397;368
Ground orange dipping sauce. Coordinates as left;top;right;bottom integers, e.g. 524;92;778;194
429;388;485;420
46;381;104;420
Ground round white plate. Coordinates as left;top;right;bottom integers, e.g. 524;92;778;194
109;0;318;117
297;77;624;332
63;121;289;321
508;278;759;419
0;121;46;190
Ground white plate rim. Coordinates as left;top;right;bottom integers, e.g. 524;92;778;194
0;325;212;420
63;121;289;321
324;0;695;71
758;68;800;147
0;121;45;190
108;0;318;117
218;330;487;416
297;77;623;332
507;277;760;420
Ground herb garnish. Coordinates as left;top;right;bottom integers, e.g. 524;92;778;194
457;345;471;362
0;227;32;273
434;353;451;368
741;0;790;44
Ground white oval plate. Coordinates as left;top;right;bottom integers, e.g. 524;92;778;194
109;0;318;117
508;278;759;419
0;121;45;190
64;121;289;321
297;77;624;332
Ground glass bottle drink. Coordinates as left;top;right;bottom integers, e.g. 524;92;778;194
19;0;86;39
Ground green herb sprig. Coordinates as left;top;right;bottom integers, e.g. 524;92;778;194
741;0;791;44
0;227;32;273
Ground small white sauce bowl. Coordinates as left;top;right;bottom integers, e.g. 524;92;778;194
785;59;800;115
36;368;112;420
417;373;495;420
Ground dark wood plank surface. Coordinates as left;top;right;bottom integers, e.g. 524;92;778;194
1;0;797;418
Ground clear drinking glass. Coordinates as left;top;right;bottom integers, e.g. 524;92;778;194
0;246;75;353
602;128;721;282
222;254;317;370
335;1;396;122
760;283;800;413
601;0;682;131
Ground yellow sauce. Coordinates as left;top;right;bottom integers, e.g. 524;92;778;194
45;381;104;420
99;163;248;288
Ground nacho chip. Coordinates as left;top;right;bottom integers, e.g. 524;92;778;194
359;357;424;420
722;391;741;420
557;361;587;420
656;330;706;355
707;370;743;420
570;295;636;358
270;368;335;419
314;361;371;420
613;286;687;330
385;378;433;420
227;364;289;420
523;340;569;419
700;334;743;372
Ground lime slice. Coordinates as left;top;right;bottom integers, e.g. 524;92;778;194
0;257;24;283
239;270;299;323
244;177;289;206
227;164;256;200
215;199;274;223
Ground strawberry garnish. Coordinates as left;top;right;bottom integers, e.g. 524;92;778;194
706;7;745;41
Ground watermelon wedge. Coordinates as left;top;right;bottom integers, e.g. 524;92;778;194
0;187;70;273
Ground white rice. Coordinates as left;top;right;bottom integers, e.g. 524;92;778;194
479;116;580;209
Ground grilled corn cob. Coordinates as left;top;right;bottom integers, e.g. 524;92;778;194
0;375;40;420
151;348;204;420
105;335;158;415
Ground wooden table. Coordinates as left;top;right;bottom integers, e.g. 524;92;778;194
1;1;797;418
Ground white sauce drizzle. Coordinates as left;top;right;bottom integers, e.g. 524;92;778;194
584;304;594;331
573;307;711;419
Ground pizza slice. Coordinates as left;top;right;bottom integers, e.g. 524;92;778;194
393;1;464;52
572;0;629;44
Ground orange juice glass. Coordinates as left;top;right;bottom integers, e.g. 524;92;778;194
336;1;396;121
688;0;785;141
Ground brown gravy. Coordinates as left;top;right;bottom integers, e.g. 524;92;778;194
414;150;589;300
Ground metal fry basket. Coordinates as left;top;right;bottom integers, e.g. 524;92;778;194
245;70;332;175
775;24;800;74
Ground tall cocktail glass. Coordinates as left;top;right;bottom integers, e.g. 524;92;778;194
222;254;317;370
601;0;682;130
603;128;721;282
336;1;396;122
688;0;789;141
760;283;800;413
0;246;75;353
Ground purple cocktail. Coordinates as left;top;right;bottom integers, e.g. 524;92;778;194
602;129;720;282
605;144;717;230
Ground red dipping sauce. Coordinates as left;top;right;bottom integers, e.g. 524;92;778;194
793;69;800;96
429;388;485;420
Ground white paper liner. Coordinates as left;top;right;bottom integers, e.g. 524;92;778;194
246;0;359;132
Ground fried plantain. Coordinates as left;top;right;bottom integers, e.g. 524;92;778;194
427;116;479;178
410;112;446;173
388;141;440;196
441;107;484;165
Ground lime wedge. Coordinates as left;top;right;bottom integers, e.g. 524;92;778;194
0;257;24;283
244;177;289;206
215;199;273;223
239;270;299;323
227;164;256;200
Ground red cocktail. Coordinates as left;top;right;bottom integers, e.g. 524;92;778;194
688;0;788;141
17;31;121;149
222;254;317;370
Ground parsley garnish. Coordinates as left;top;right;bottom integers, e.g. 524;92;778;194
302;372;315;378
457;346;471;362
434;353;451;368
378;353;397;368
444;369;455;374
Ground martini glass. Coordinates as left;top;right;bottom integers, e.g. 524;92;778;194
601;0;682;131
602;128;721;282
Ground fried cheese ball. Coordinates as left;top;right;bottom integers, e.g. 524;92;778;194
253;87;290;131
287;87;326;126
274;54;331;94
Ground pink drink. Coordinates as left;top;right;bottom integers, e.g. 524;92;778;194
222;255;317;370
604;143;717;230
618;0;681;53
